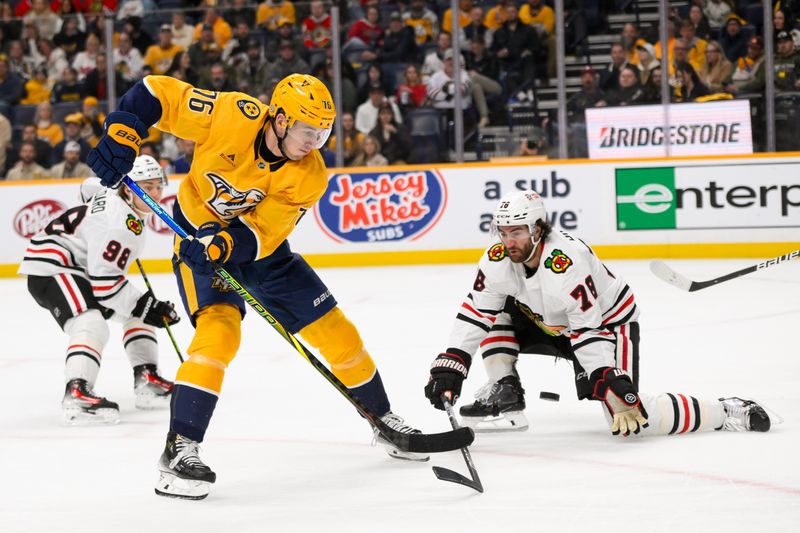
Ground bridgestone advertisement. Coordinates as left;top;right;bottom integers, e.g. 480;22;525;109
585;101;753;159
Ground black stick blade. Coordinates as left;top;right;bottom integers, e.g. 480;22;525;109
381;426;475;453
432;466;484;493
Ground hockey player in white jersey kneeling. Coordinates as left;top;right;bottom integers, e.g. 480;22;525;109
424;191;771;437
18;155;180;425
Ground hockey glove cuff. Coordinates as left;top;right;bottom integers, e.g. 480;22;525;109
86;111;149;189
132;291;180;328
178;222;233;276
591;367;649;436
424;352;470;410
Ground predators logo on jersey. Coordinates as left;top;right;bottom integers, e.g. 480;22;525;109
544;249;572;274
206;172;265;220
126;214;143;235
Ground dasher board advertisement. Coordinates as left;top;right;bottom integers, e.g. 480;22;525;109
586;100;753;159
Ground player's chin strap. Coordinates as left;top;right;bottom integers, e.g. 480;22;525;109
268;115;291;159
121;185;150;218
523;235;544;263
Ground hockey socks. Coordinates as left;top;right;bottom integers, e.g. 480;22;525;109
349;370;391;417
169;383;219;443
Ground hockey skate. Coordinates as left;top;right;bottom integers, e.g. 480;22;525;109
459;375;529;432
155;431;216;500
718;397;771;432
373;412;430;462
62;378;120;425
133;364;174;410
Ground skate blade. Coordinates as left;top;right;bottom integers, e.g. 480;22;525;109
461;411;529;433
135;393;171;410
377;436;430;462
155;471;211;500
62;407;120;426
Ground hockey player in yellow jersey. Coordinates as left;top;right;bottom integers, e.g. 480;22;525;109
87;73;428;500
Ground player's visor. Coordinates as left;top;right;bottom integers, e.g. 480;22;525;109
286;121;332;150
493;225;532;244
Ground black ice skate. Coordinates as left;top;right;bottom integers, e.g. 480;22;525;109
155;431;217;500
62;378;120;425
133;364;173;410
459;375;528;432
718;397;771;432
373;412;430;462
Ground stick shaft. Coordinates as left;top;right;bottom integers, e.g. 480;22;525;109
135;258;184;363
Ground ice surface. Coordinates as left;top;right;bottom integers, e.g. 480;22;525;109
2;259;799;532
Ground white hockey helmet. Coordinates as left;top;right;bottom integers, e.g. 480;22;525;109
128;154;167;186
80;177;103;202
492;190;547;233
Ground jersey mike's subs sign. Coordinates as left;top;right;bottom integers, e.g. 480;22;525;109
585;100;753;159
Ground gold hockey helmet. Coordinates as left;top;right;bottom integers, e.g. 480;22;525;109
269;73;335;149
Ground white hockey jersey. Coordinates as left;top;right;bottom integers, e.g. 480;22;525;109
446;230;639;378
18;188;148;319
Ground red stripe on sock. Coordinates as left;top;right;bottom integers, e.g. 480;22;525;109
678;394;691;434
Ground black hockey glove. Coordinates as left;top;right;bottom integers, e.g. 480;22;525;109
591;367;649;436
424;352;469;410
132;291;181;328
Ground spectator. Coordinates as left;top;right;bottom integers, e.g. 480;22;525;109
54;1;86;33
720;14;748;62
421;31;451;81
403;0;439;46
21;64;51;104
114;31;144;83
773;31;800;92
679;19;707;72
1;2;22;44
170;11;193;51
50;65;83;103
172;138;194;174
256;0;296;32
225;0;256;29
52;112;90;164
464;5;491;49
666;38;692;80
484;1;510;31
465;38;502;127
492;2;542;94
516;127;548;157
357;63;390;104
369;103;410;164
121;16;154;57
642;65;663;102
328;111;364;166
79;95;103;146
84;52;127;99
0;110;10;174
726;36;765;94
37;38;68;82
396;63;427;110
567;66;605;122
53;15;85;61
71;32;100;80
0;56;23;116
427;49;473;112
345;4;383;51
356;85;402;134
442;0;472;37
49;140;91;177
266;39;310;81
166;51;198;86
144;24;184;76
265;16;308;63
621;22;648;66
222;19;254;66
519;0;554;37
194;7;233;48
688;5;711;40
703;0;732;28
378;12;417;63
604;64;646;106
35;100;63;146
698;40;733;92
22;0;58;40
774;9;800;52
199;62;237;92
599;42;630;92
21;21;43;65
302;0;331;50
235;38;269;97
351;135;388;167
6;141;50;180
673;61;710;101
316;58;357;114
636;42;660;85
189;26;224;70
7;40;34;82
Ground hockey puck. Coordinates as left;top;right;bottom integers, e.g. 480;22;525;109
539;391;560;402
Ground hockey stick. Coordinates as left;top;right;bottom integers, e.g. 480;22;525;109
124;176;473;454
135;258;184;363
432;397;484;493
650;249;800;292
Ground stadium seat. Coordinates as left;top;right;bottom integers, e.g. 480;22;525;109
12;104;37;127
407;108;444;163
52;101;80;124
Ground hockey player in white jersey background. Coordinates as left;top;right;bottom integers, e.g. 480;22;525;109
424;191;772;437
18;155;179;425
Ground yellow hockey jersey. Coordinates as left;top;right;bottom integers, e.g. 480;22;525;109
142;75;328;260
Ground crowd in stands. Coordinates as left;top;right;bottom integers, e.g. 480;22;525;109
0;0;795;177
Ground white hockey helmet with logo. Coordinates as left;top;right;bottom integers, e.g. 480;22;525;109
492;190;547;233
129;154;167;186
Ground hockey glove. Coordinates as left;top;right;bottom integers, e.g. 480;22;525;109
86;110;149;188
177;221;234;277
591;367;649;437
132;291;180;328
424;352;469;410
